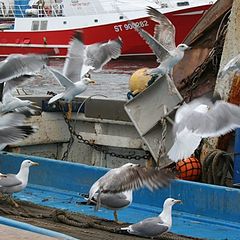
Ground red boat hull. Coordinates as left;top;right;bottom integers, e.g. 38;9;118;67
0;5;211;57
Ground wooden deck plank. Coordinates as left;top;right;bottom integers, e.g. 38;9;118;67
0;224;58;240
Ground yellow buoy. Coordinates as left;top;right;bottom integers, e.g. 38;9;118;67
128;68;152;96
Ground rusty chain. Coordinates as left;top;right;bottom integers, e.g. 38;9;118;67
183;11;229;101
61;109;151;161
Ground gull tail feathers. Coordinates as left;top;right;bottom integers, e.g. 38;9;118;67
167;128;202;162
48;92;64;104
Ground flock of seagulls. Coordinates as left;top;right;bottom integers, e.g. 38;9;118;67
0;4;239;239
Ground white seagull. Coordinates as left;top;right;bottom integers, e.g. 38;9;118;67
0;159;39;207
132;6;190;91
121;198;182;237
0;76;41;116
168;96;240;162
88;163;174;212
48;31;122;108
0;53;47;84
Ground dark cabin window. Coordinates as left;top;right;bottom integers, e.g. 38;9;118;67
177;2;190;6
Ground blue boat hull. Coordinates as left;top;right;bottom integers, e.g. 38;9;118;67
0;152;239;240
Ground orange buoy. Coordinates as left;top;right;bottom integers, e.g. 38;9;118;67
176;156;202;181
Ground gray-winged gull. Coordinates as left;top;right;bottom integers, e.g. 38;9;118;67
121;198;182;237
88;163;174;212
48;31;122;107
168;95;240;162
83;190;132;222
0;53;47;83
0;112;37;147
0;76;41;116
132;6;190;92
48;31;96;118
0;159;39;207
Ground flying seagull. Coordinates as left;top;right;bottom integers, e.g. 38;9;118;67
83;190;132;222
0;159;39;207
218;53;240;80
131;6;190;92
167;95;240;162
0;112;37;147
0;76;41;116
0;53;47;84
48;31;122;118
88;163;174;211
48;31;96;118
121;198;182;237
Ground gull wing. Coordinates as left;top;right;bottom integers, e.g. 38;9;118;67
130;217;168;237
0;174;22;188
99;165;174;193
146;6;176;50
48;67;74;88
0;112;26;128
0;54;47;83
85;37;122;71
63;31;85;82
131;21;170;63
176;100;240;138
0;125;37;144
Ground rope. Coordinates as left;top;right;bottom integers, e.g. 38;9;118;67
202;149;233;186
0;200;205;240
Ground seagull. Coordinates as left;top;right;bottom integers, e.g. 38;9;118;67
0;159;39;207
88;163;174;212
83;190;132;222
218;53;240;80
131;6;190;92
0;76;41;116
121;198;182;237
167;95;240;162
0;112;37;146
0;53;47;84
48;31;122;118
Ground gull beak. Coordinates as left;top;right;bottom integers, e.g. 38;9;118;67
175;199;182;204
31;162;39;166
89;80;96;84
0;173;7;178
187;46;192;50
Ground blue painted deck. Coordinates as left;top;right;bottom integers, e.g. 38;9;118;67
0;152;240;240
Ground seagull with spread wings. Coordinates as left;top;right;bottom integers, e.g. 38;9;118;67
132;6;190;92
0;53;47;115
48;31;122;118
168;95;240;162
88;163;174;213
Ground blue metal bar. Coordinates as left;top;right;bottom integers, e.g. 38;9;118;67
234;129;240;185
0;217;78;240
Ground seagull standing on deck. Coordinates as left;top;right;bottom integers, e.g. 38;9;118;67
132;6;190;92
0;159;39;207
88;162;174;221
121;198;182;237
48;31;122;118
168;95;240;162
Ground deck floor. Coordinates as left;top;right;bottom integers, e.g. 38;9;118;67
0;224;57;240
4;184;239;240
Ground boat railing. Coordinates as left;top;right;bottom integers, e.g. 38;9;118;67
0;3;64;19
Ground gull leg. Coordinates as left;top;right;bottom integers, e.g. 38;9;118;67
114;210;118;222
95;192;102;211
7;195;19;208
66;103;72;120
